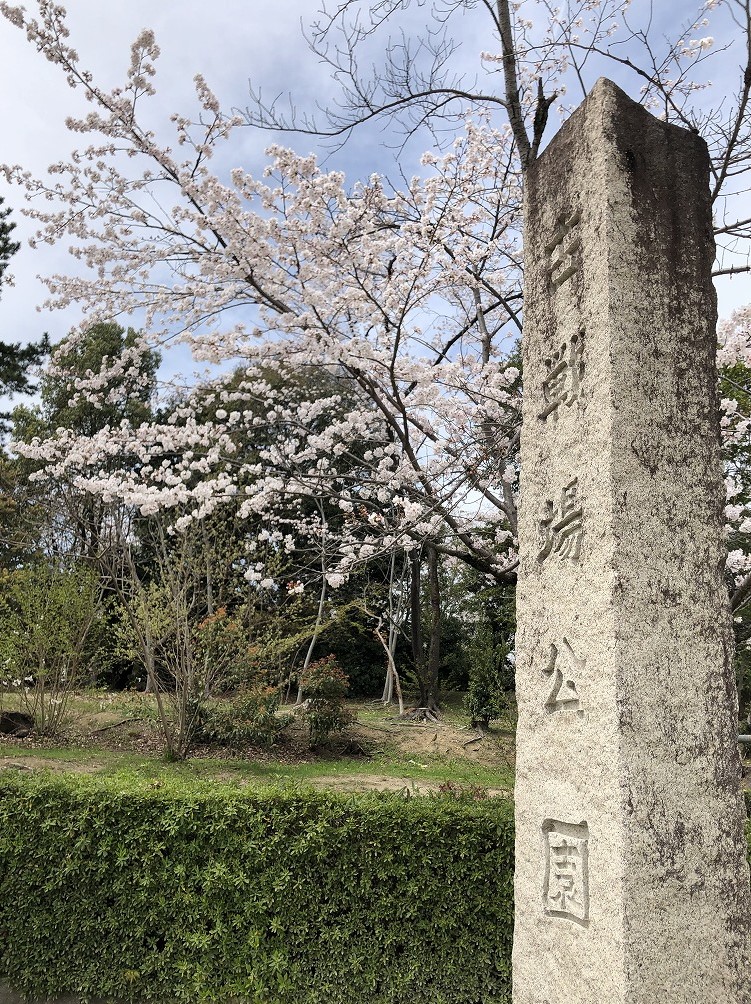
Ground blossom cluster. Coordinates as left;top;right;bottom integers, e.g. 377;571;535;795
1;0;750;608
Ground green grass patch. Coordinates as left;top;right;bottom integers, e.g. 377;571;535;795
0;743;514;793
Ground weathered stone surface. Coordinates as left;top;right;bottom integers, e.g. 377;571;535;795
513;78;751;1003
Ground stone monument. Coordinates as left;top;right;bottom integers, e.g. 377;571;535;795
513;78;751;1003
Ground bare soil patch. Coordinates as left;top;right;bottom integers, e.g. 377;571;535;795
303;772;511;797
353;718;515;768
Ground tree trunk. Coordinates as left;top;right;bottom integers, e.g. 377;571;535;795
373;613;404;717
423;543;442;712
380;552;406;708
409;544;442;714
296;511;327;704
410;546;424;682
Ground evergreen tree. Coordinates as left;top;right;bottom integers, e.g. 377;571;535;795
0;196;49;426
0;195;19;289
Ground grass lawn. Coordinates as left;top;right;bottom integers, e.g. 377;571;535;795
0;687;517;796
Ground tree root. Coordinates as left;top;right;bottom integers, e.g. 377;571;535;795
399;706;441;724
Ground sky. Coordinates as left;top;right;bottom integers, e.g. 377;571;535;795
0;0;748;381
0;0;336;352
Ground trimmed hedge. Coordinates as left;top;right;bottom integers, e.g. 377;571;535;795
0;774;514;1004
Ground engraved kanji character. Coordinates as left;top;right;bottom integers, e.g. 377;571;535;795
546;209;582;288
539;332;584;422
553;479;583;558
543;820;590;923
542;637;584;713
537;479;583;562
549;838;583;913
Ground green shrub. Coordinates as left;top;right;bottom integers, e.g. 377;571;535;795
339;656;384;698
317;606;387;697
198;686;292;748
0;563;102;736
436;781;489;800
0;773;514;1004
464;631;510;730
301;655;354;747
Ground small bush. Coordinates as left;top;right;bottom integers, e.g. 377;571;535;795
437;780;489;801
340;657;384;698
464;632;510;730
198;686;292;748
0;563;101;736
301;655;354;746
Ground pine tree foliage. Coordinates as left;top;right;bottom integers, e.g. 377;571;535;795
0;195;49;417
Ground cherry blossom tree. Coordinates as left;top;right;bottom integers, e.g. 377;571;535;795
0;2;525;585
1;0;750;714
718;307;751;611
718;306;751;715
249;0;751;276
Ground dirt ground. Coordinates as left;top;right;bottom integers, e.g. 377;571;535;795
0;696;517;795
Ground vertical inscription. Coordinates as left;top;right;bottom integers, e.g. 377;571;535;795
539;331;584;422
542;819;590;924
537;479;584;563
538;206;591;941
546;209;582;288
543;638;584;714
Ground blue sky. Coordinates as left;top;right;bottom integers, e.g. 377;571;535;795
0;0;747;364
